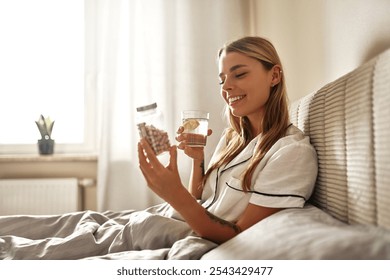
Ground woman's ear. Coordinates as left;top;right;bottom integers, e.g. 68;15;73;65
270;65;282;87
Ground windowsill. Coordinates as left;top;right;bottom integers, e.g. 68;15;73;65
0;153;98;163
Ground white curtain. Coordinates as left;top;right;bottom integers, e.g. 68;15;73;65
86;0;253;211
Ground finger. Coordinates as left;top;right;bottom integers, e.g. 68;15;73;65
176;126;184;134
177;142;185;150
183;146;191;156
140;138;161;168
176;132;192;142
139;165;154;188
168;145;178;171
184;146;196;158
176;134;189;145
138;145;152;182
175;134;183;142
184;145;203;153
138;142;148;166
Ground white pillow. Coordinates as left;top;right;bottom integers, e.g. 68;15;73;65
201;204;390;260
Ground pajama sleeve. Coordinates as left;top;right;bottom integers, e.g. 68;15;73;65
249;140;318;208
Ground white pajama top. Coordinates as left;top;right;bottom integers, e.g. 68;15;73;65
201;125;318;222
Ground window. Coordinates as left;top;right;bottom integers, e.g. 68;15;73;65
0;0;93;154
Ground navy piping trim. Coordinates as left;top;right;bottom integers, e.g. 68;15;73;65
205;167;220;210
205;156;253;209
220;156;252;175
225;182;306;200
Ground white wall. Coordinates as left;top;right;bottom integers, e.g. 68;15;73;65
253;0;390;102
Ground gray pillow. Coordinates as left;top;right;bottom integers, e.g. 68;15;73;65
201;204;390;260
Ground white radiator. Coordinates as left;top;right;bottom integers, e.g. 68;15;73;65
0;178;81;215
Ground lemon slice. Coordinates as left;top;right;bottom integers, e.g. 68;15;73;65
183;119;200;131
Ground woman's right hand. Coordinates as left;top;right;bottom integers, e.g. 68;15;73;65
175;126;212;161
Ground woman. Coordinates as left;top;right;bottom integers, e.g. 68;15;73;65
138;36;318;245
0;36;317;260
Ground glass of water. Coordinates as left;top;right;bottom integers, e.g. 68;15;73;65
181;110;209;147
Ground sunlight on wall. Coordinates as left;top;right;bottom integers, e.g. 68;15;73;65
253;0;390;102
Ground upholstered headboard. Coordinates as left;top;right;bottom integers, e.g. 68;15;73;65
289;48;390;230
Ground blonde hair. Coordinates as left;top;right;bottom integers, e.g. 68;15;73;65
204;36;290;191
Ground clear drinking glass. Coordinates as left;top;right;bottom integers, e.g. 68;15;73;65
181;110;209;147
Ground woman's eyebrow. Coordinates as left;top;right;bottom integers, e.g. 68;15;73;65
219;64;248;78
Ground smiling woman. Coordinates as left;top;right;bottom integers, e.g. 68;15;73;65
0;0;89;153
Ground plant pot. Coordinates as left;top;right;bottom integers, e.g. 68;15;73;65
38;138;55;155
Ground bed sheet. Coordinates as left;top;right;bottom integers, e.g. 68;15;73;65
0;203;217;260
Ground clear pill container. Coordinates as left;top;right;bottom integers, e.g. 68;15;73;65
136;102;170;155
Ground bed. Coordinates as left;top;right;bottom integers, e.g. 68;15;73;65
1;48;390;260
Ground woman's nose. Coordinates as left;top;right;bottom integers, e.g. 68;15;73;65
222;78;233;92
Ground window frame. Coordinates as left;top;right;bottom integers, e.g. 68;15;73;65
0;94;96;154
0;0;96;155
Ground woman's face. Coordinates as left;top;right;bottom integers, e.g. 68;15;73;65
218;51;275;133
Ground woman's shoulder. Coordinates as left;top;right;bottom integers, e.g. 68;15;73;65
286;124;306;138
272;124;316;154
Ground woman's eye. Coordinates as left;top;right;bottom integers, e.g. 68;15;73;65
219;72;247;85
235;72;247;78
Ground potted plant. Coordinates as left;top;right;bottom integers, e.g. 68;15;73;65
35;115;55;155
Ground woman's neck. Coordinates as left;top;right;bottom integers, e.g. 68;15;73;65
246;110;264;137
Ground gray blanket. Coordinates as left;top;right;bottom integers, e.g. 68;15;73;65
0;203;217;260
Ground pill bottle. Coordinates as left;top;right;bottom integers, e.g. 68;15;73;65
136;102;170;155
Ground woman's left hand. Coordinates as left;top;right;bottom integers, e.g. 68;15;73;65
138;138;185;202
175;126;213;161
